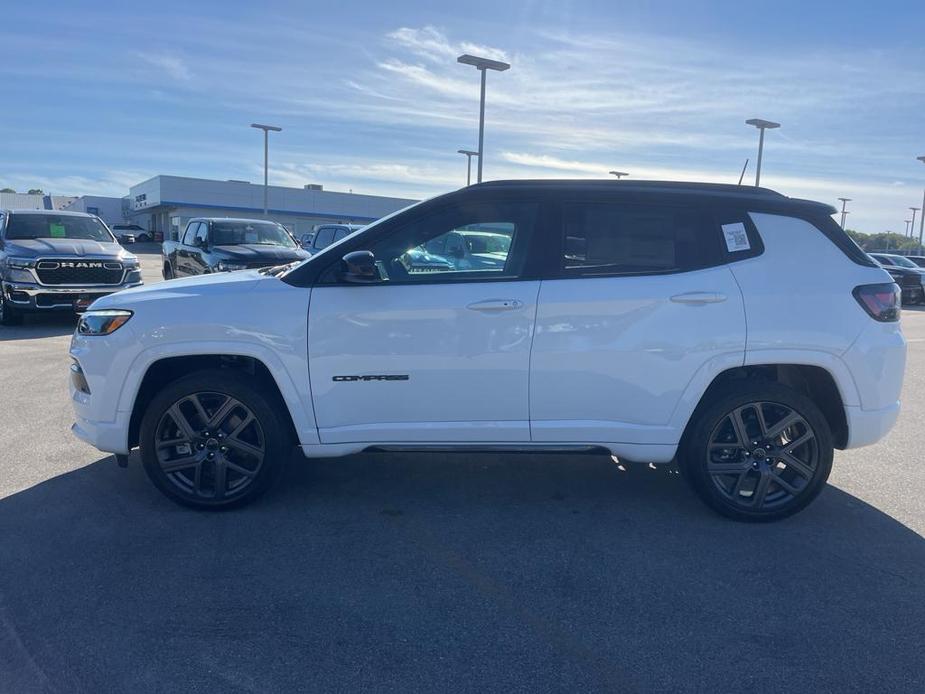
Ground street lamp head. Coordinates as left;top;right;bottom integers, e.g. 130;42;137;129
250;123;282;132
838;197;852;203
746;118;781;130
917;156;925;163
457;54;511;72
458;149;479;156
609;171;629;178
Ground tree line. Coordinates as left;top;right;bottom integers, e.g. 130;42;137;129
1;187;45;195
845;229;923;253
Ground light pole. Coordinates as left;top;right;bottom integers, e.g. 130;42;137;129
905;220;912;237
917;156;925;253
250;123;282;216
457;149;479;186
745;118;780;187
910;208;920;240
609;171;629;179
837;197;851;229
457;54;511;183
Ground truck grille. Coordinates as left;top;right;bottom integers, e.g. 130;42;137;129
35;260;124;286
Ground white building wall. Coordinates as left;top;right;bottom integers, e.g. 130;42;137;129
62;196;125;225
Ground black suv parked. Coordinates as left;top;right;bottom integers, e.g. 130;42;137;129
0;209;142;325
162;218;310;279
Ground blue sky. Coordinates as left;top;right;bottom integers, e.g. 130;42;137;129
2;0;924;232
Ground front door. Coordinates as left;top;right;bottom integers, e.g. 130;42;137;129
308;199;541;444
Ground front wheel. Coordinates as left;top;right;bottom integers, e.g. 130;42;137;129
679;382;833;522
0;294;23;326
139;369;291;509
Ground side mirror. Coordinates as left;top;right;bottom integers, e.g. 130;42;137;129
340;250;380;283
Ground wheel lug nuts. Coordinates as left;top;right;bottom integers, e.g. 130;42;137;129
197;443;205;450
207;452;214;459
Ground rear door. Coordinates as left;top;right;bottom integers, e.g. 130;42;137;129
530;196;747;446
307;197;543;444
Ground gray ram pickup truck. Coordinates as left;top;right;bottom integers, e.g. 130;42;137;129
0;209;142;326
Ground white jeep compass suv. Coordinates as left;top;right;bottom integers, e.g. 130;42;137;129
69;181;906;521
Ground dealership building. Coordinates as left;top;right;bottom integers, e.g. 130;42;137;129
124;175;417;238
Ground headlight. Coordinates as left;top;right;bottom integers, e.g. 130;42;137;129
121;255;140;269
6;268;34;283
7;257;34;269
217;261;247;272
77;309;133;336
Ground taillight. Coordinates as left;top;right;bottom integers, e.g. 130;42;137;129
853;283;901;322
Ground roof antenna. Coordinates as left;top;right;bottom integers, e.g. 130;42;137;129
737;158;749;186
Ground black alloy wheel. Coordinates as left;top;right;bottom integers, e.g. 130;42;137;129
140;369;289;509
681;382;833;521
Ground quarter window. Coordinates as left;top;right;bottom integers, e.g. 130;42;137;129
561;203;720;275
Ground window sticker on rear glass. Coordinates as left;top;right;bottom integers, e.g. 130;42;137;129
722;222;750;252
49;223;66;238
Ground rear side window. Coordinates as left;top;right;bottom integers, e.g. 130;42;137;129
561;202;722;276
713;208;765;262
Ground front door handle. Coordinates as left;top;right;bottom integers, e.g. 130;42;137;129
670;292;727;305
466;299;525;312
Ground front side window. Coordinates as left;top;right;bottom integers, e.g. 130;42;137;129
313;227;336;250
356;201;536;283
561;202;719;275
5;214;115;242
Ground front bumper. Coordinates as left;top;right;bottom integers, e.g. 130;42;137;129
2;280;143;313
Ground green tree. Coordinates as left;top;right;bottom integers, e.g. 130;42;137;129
0;187;15;193
27;188;44;195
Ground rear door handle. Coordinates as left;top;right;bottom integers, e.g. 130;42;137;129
466;299;525;312
670;292;727;305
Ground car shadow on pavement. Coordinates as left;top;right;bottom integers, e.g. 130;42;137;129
1;451;923;693
0;313;76;341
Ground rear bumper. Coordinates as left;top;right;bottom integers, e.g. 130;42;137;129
2;280;143;313
844;402;901;449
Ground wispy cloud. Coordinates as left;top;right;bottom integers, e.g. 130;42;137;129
135;51;192;82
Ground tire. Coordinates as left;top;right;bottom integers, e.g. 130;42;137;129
679;381;833;522
0;294;24;326
139;369;291;510
163;263;174;280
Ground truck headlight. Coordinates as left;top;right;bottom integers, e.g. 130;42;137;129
217;261;247;272
5;268;34;283
77;309;133;336
7;257;34;269
4;257;35;282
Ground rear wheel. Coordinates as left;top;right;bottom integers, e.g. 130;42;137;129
0;294;23;326
139;369;290;509
680;382;833;521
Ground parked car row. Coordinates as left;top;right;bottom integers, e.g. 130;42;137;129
869;253;925;305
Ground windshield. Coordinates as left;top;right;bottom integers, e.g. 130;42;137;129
211;221;297;248
5;214;115;242
887;255;918;269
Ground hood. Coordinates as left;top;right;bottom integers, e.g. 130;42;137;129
212;244;310;262
4;238;126;259
89;269;267;311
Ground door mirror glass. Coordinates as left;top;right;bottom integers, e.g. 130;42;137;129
341;250;380;283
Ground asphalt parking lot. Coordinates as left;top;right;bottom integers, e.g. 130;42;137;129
1;245;924;693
